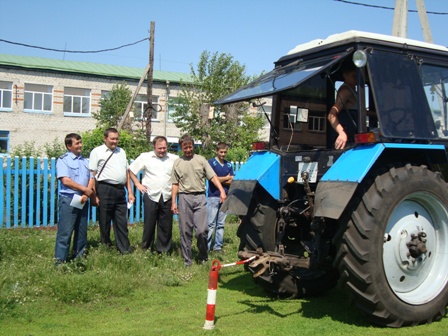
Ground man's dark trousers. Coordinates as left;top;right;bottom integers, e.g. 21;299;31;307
97;183;130;254
142;193;172;252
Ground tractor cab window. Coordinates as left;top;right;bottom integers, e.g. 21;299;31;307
276;73;328;150
368;50;437;139
275;56;375;150
421;64;448;138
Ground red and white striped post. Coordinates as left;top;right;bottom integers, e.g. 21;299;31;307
203;260;222;330
203;256;257;330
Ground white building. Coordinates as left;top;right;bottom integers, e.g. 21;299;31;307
0;54;193;153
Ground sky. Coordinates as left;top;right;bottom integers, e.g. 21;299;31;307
0;0;447;76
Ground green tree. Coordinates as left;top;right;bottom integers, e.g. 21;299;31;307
42;137;66;158
93;82;132;130
172;51;264;154
11;141;40;158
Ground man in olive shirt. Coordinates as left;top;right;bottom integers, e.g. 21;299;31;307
171;134;226;266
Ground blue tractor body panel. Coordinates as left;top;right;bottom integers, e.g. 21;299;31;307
234;151;281;200
321;143;446;183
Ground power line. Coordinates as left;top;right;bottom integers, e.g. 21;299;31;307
0;37;149;53
333;0;448;14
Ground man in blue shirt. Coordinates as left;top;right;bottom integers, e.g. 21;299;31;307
55;133;94;264
207;142;234;253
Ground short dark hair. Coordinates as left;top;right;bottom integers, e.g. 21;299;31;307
341;59;356;74
104;128;119;138
179;134;194;147
153;136;168;147
216;142;228;150
64;133;81;149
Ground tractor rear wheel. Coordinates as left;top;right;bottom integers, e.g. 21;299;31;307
336;165;448;327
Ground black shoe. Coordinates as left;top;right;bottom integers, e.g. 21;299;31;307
54;259;64;267
213;249;224;254
198;259;209;265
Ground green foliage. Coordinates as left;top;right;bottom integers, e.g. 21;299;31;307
92;82;132;130
226;146;250;162
172;51;264;152
79;128;106;158
115;129;151;160
42;138;66;159
10;141;40;158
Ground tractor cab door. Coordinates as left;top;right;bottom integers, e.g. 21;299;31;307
367;50;438;140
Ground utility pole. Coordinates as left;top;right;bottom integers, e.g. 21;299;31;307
392;0;433;43
118;22;155;133
392;0;408;38
145;21;155;144
416;0;433;43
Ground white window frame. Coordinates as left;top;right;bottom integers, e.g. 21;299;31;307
134;94;159;121
24;83;53;114
0;81;13;111
63;87;91;117
308;113;326;132
167;96;183;122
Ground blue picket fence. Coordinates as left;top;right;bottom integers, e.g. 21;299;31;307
0;156;245;229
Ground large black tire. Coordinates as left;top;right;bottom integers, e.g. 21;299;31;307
336;165;448;327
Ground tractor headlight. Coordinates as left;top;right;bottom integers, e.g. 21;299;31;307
353;50;367;68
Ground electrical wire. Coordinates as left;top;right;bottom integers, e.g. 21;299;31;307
0;37;149;53
334;0;448;15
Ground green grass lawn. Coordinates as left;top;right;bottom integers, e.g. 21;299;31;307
1;221;447;336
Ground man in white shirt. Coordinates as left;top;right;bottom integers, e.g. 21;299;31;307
89;128;135;254
129;136;178;253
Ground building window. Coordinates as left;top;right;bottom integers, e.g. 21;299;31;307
308;112;326;132
258;105;272;129
101;90;110;100
167;96;182;122
134;94;159;121
24;83;52;113
0;130;10;154
0;81;13;111
64;87;91;116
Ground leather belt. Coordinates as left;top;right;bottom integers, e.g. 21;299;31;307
179;192;205;195
98;181;125;189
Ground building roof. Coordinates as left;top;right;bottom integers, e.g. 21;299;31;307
0;54;192;84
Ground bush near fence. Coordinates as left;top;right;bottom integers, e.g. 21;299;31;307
0;156;245;228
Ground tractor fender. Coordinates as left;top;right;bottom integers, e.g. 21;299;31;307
221;151;280;216
314;143;447;219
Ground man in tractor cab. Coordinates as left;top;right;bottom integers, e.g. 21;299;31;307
327;60;358;149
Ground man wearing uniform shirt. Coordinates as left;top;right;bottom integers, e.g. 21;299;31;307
207;142;234;253
55;133;94;264
89;128;135;254
129;136;178;253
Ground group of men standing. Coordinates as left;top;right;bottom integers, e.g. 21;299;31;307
54;129;234;267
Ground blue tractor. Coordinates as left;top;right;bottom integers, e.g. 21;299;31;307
216;31;448;327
